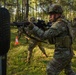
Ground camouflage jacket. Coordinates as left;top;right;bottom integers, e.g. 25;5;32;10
32;18;74;59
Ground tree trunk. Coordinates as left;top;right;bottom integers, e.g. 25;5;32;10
23;0;29;21
25;0;29;20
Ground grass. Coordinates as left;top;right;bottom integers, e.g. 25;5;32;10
7;27;76;75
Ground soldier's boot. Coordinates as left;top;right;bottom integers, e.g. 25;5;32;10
38;46;48;57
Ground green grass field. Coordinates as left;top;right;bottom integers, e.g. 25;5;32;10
7;27;76;75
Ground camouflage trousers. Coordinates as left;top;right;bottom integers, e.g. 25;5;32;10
27;40;47;63
46;57;76;75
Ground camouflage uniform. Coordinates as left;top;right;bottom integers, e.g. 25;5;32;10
27;17;48;63
29;5;76;75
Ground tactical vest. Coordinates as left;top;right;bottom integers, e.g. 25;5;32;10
49;19;72;48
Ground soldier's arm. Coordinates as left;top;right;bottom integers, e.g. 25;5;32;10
32;22;64;40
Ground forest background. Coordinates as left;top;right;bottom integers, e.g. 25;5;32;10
0;0;76;75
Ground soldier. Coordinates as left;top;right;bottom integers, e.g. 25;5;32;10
27;17;48;63
28;4;76;75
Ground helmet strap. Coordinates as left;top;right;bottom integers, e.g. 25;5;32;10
54;14;61;22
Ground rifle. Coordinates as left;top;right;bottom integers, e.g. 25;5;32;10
11;21;30;28
10;21;30;39
11;21;47;43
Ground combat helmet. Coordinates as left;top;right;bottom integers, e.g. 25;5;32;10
48;4;63;14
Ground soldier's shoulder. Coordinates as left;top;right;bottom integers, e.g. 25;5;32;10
61;19;69;25
51;20;65;29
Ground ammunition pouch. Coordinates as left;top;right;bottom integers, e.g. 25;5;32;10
56;36;71;48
